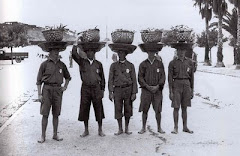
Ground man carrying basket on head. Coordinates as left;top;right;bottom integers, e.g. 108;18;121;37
108;50;138;135
72;39;106;137
36;49;71;143
138;50;166;134
168;42;194;134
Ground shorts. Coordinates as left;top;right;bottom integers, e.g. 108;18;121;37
78;84;105;121
41;85;63;117
113;86;133;119
139;88;162;113
171;80;192;108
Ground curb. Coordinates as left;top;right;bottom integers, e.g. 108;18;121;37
0;96;33;134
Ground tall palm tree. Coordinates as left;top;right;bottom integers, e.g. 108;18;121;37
210;9;238;64
194;0;213;66
229;0;240;69
212;0;228;67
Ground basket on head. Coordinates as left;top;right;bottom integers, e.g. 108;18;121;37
170;42;193;50
79;29;100;42
38;41;68;52
176;31;192;42
111;30;134;44
77;42;106;53
108;43;137;54
42;30;64;42
141;30;162;43
138;43;164;53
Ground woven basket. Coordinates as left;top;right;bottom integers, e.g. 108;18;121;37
141;30;162;43
176;31;192;42
79;29;100;42
111;30;134;44
42;30;64;41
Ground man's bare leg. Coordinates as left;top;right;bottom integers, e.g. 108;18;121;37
171;108;179;134
114;118;123;135
182;107;193;134
52;116;63;141
38;115;48;143
125;117;132;135
81;120;89;137
156;112;165;134
138;112;147;134
98;120;105;137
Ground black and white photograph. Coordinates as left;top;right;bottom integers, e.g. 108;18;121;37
0;0;240;155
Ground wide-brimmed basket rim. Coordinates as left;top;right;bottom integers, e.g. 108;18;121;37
38;41;68;52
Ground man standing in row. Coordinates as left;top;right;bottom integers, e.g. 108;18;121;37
138;51;166;134
36;49;71;143
108;50;138;135
168;43;194;134
72;45;106;137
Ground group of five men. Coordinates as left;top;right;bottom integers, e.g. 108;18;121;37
36;43;194;143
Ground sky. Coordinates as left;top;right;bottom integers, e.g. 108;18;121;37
0;0;234;38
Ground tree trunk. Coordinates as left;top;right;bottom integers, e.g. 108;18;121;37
237;7;240;46
236;7;240;69
216;15;225;67
204;19;211;66
210;48;212;63
11;47;13;65
234;47;237;65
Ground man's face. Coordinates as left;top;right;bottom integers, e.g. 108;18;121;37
147;52;155;58
87;51;95;60
118;51;127;61
49;50;59;58
177;48;186;58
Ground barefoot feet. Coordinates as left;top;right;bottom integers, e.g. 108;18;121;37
183;128;193;134
158;128;165;134
125;128;132;135
114;129;123;136
80;130;89;137
138;128;146;134
98;130;106;137
171;128;178;134
38;135;45;143
52;135;63;141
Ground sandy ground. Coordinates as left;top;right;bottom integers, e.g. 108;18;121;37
0;45;240;156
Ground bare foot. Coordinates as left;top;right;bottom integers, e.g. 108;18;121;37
125;129;132;135
98;130;106;137
158;128;165;134
171;128;178;134
37;136;45;143
183;128;193;134
52;135;63;141
114;130;123;136
138;128;146;134
80;131;89;137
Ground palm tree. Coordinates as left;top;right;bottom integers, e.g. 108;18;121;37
212;0;228;67
228;0;240;69
194;0;213;66
210;9;238;64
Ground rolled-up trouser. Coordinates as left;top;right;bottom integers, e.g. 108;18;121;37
171;79;192;108
139;88;163;113
78;84;105;121
113;85;133;119
41;84;63;117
